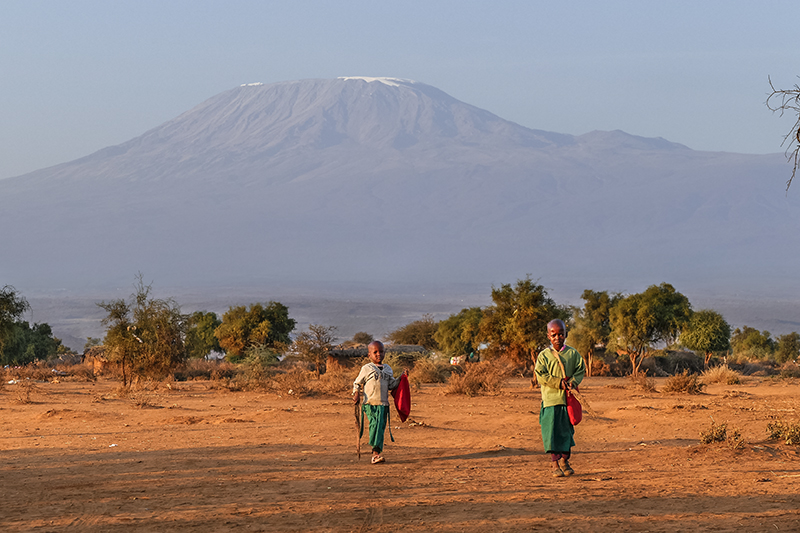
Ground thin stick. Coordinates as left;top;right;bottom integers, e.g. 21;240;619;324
354;395;362;459
570;388;598;418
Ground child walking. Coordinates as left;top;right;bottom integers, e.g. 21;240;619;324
534;319;586;477
352;341;406;464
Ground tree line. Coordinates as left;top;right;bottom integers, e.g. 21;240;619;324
2;276;798;382
387;277;800;376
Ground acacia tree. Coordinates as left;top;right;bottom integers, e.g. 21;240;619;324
730;326;775;361
767;77;800;189
98;276;187;385
680;309;731;368
478;276;568;366
185;311;222;359
776;332;800;364
0;285;30;357
608;283;692;376
292;324;338;378
387;314;439;350
214;302;295;361
569;290;621;377
434;307;484;357
351;331;374;345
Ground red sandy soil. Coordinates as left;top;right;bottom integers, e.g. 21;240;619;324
1;376;799;532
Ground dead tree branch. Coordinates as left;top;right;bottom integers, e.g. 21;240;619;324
767;76;800;190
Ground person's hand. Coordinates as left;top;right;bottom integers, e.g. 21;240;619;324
561;378;570;390
352;392;360;404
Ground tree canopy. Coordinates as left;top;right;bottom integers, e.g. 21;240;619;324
680;309;731;367
185;311;222;359
387;314;439;350
0;285;30;356
434;307;483;357
478;276;568;365
214;302;295;360
569;290;621;377
608;283;692;376
291;324;338;378
98;276;187;385
731;326;775;361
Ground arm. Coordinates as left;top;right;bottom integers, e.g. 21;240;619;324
352;365;369;401
568;349;587;388
534;350;564;390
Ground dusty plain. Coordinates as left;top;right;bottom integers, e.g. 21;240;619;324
1;376;799;532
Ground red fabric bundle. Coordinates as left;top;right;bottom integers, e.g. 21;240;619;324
392;374;411;422
566;387;582;425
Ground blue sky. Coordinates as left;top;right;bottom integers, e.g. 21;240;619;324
1;0;798;179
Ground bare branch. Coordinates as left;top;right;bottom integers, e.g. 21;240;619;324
766;76;800;190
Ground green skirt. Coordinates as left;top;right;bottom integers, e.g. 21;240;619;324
539;404;575;454
362;404;390;452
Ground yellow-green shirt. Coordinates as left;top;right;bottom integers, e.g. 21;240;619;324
535;345;586;408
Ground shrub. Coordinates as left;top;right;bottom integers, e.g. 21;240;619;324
384;351;418;373
767;420;800;445
174;359;238;381
315;370;352;395
59;363;96;382
409;358;452;385
666;351;704;375
700;420;744;449
268;369;315;397
639;355;669;377
779;362;800;379
11;380;40;404
662;370;705;394
444;361;511;396
701;364;741;385
628;373;657;392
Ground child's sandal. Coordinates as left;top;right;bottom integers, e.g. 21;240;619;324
371;455;385;464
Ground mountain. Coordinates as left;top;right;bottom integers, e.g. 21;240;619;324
2;77;800;347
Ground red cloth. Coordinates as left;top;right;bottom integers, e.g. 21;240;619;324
391;374;411;422
566;387;582;425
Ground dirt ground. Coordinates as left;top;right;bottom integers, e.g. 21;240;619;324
1;375;799;532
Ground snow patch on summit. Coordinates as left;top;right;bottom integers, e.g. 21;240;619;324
338;77;416;87
240;82;263;87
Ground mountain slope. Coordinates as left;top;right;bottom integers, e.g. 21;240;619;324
0;77;797;300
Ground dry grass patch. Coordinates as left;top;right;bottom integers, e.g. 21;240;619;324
410;359;452;386
269;369;316;397
628;373;657;392
315;370;352;395
445;361;512;396
701;365;741;385
662;370;705;394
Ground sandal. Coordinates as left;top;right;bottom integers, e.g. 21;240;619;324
560;459;574;476
371;455;385;464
